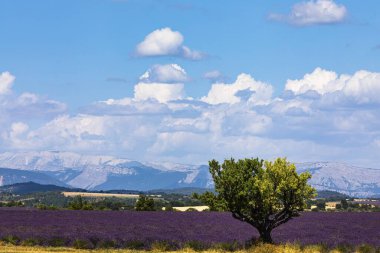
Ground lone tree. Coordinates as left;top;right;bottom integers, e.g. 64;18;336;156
195;157;315;243
135;195;155;211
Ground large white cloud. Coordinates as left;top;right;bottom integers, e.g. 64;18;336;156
202;73;273;105
135;28;204;60
285;68;380;104
285;67;343;95
270;0;347;26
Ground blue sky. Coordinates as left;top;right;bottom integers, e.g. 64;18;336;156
1;0;380;167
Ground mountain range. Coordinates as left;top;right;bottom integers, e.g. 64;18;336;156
0;151;379;197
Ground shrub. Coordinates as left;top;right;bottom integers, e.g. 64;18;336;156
135;195;155;211
212;241;241;251
48;237;66;247
21;237;43;246
356;244;377;253
72;239;93;249
88;236;101;248
124;240;145;250
333;244;354;253
98;239;117;249
183;240;208;251
150;240;175;251
1;235;20;245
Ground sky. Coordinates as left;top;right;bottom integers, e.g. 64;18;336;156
1;0;380;167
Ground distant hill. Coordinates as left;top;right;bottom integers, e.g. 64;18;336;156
0;167;68;187
0;181;82;195
316;190;350;200
102;189;144;195
149;187;214;195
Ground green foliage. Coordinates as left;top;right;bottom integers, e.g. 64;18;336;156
341;199;349;209
91;198;133;211
135;195;155;211
316;201;326;210
164;204;174;211
150;240;174;251
212;241;241;251
0;200;24;207
68;196;93;210
183;241;208;251
97;239;117;249
48;237;66;247
124;240;145;250
36;204;58;210
2;235;20;245
193;191;227;211
20;237;43;246
72;239;93;249
196;157;316;243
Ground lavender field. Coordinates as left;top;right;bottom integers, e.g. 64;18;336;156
0;208;379;248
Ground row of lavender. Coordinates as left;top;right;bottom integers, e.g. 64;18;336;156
0;209;379;248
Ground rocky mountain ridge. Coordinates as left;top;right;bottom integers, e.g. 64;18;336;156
0;151;379;197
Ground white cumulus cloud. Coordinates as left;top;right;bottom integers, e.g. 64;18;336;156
285;67;344;95
135;27;204;60
202;73;273;105
0;72;15;95
285;68;380;104
139;64;188;83
134;83;184;103
270;0;347;26
133;64;187;103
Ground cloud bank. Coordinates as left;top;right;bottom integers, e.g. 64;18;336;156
1;66;380;168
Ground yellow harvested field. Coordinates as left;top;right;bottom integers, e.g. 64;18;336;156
61;192;140;199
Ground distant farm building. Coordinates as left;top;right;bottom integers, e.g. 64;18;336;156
325;201;341;210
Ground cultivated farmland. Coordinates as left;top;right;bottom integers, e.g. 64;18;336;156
0;208;379;248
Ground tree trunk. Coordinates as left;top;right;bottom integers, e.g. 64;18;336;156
259;229;273;244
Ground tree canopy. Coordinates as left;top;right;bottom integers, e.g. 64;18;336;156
195;157;316;243
135;195;155;211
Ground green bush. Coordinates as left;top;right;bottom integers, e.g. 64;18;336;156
124;240;145;250
72;239;93;249
356;244;377;253
150;240;175;251
97;239;117;249
21;237;43;246
212;241;241;251
183;240;208;251
333;244;354;253
48;237;66;247
1;235;20;245
135;195;155;211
